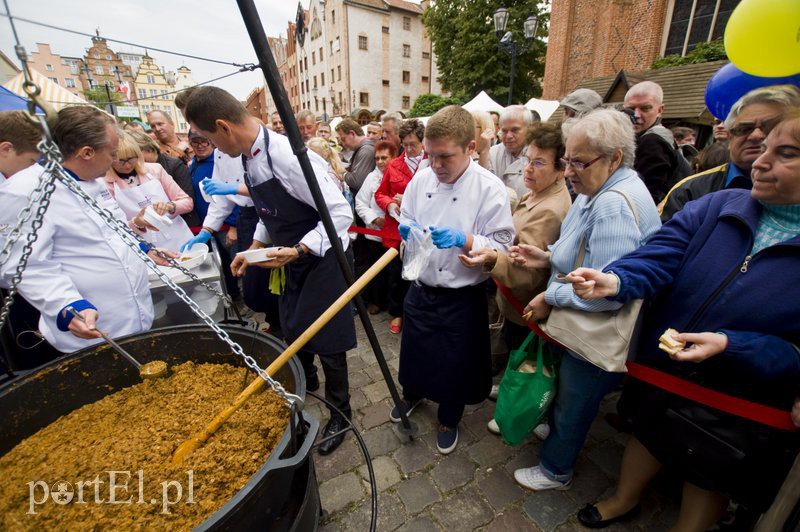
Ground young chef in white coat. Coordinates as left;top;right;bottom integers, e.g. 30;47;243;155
0;110;42;185
0;107;174;353
185;87;356;456
393;106;515;455
103;131;194;252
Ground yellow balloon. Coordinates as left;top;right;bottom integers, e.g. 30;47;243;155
724;0;800;77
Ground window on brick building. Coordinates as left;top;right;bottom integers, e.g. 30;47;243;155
138;88;146;99
48;77;58;84
422;51;430;59
161;90;168;100
403;44;411;57
402;71;410;84
337;65;341;80
65;78;76;88
331;10;335;24
45;64;54;71
358;35;368;50
422;76;429;84
105;54;112;60
147;75;155;84
663;0;739;57
95;66;104;75
312;51;316;65
359;92;369;106
402;96;410;109
150;89;158;98
403;16;411;30
319;47;323;59
321;72;325;86
383;80;390;86
382;26;389;34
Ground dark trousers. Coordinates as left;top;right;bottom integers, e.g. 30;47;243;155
298;350;351;419
211;229;240;299
404;391;465;428
503;320;531;355
237;206;280;324
387;253;409;318
361;238;389;310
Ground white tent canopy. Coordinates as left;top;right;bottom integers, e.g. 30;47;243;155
524;97;560;122
461;91;504;113
4;69;90;111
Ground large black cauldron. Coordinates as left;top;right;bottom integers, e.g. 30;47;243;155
0;324;320;531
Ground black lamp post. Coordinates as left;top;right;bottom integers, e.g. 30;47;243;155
493;4;538;105
322;96;328;122
329;87;337;116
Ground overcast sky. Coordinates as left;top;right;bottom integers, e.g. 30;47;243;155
1;0;300;100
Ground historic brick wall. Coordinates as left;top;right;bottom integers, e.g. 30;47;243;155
542;0;670;100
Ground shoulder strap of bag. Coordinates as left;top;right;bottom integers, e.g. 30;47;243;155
572;188;639;270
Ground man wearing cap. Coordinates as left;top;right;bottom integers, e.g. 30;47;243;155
560;88;603;119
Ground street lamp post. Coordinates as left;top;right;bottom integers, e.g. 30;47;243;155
493;5;538;106
329;87;337;116
322;96;328;122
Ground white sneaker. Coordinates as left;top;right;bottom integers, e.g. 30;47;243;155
489;384;499;400
487;418;500;435
514;465;572;491
533;423;550;441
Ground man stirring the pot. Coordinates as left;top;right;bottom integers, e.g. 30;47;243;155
185;87;356;455
0;106;176;353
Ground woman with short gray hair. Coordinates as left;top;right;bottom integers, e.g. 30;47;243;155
508;108;662;492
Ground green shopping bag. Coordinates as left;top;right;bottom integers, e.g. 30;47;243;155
494;332;559;446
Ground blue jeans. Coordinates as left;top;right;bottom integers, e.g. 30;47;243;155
539;352;624;482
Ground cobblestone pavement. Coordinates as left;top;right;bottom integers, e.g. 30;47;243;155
302;312;682;531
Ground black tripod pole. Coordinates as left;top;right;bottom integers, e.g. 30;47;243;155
236;0;417;437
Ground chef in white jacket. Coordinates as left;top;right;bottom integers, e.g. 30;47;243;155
0;107;171;353
394;106;515;455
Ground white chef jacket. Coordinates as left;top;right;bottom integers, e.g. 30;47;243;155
400;160;515;288
355;167;385;243
246;128;351;256
0;167;153;353
202;149;255;232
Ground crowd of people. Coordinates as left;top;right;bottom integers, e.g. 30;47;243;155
0;77;799;530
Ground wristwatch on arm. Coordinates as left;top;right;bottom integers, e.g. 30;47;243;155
293;243;307;258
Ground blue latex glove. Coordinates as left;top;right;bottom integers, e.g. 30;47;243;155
180;229;212;252
429;225;467;249
202;178;238;196
398;222;421;241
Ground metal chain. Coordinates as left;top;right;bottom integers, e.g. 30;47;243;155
151;249;233;308
1;0;298;407
46;165;296;405
0;135;60;331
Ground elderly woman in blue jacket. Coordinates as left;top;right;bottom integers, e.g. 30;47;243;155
565;111;800;530
509;108;662;492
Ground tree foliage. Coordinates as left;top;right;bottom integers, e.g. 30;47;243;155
407;93;464;117
651;40;727;70
422;0;547;105
82;86;124;113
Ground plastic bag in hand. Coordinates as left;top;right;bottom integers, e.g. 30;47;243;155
401;224;434;281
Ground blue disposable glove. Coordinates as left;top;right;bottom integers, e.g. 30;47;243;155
398;222;421;241
202;178;239;196
180;229;212;252
429;225;467;249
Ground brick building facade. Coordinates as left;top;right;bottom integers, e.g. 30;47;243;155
542;0;739;100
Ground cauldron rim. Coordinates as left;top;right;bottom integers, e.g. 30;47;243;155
0;324;317;531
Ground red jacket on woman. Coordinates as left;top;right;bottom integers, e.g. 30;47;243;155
374;155;424;248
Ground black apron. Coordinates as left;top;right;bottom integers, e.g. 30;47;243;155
399;282;491;405
243;130;356;355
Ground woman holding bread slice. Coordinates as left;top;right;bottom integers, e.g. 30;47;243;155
565;110;800;530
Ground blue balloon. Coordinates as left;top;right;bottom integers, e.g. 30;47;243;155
704;63;800;121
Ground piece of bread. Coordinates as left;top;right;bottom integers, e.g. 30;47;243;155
658;328;685;355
